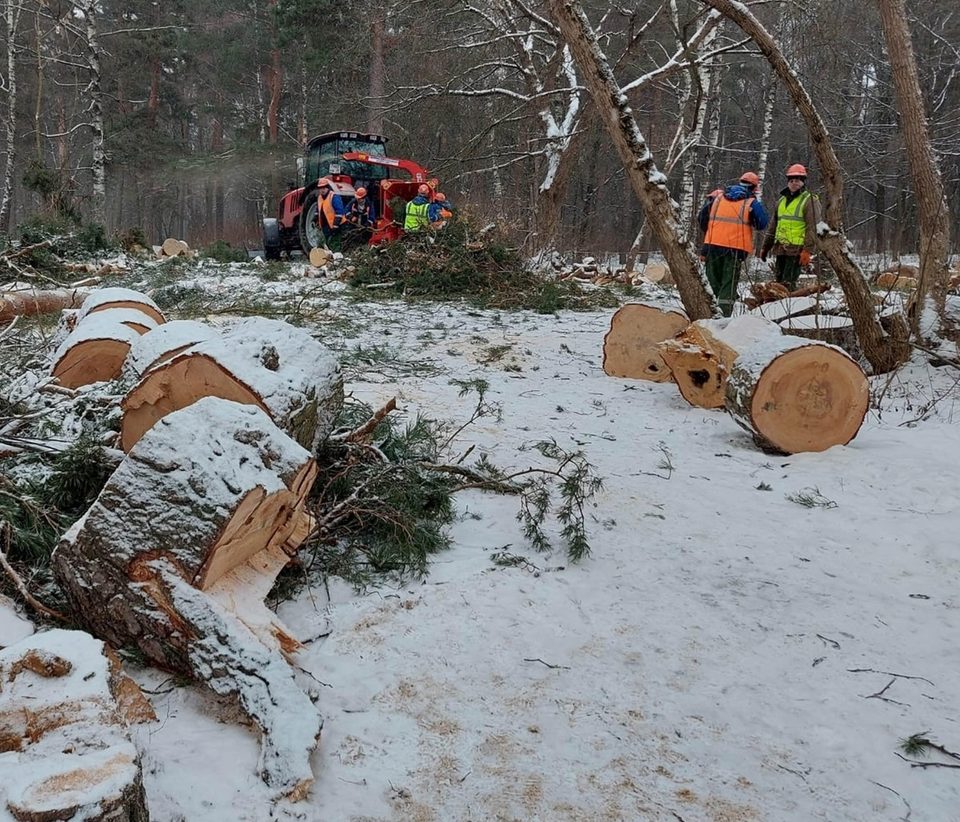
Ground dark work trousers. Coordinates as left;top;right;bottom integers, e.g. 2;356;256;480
705;253;742;317
775;254;803;290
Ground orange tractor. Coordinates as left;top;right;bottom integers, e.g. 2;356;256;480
262;131;439;258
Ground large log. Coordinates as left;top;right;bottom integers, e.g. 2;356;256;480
0;288;89;323
76;287;165;326
122;319;218;380
121;316;343;453
726;336;869;454
52;397;323;799
51;309;158;389
779;314;861;360
658;316;781;408
602;302;689;381
0;629;154;822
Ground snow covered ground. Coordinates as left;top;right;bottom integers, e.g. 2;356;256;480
3;264;959;821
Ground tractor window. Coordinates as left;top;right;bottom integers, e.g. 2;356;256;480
336;138;390;182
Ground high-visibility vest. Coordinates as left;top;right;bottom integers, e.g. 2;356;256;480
774;191;811;247
318;192;342;231
704;195;755;254
404;200;430;231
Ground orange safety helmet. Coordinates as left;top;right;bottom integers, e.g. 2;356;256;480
739;171;760;187
317;177;332;188
418;184;430;195
355;187;367;198
786;163;807;178
434;192;446;201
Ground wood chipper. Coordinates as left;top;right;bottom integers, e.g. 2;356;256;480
262;131;439;258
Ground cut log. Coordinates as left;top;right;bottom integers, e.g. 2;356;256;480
748;295;819;322
309;247;334;267
602;302;689;381
160;237;191;258
641;261;676;286
121;316;343;452
0;629;153;822
726;336;869;454
122;319;218;380
875;271;918;290
0;288;89;323
77;287;166;326
657;316;781;408
51;311;154;389
52;398;323;799
779;314;861;360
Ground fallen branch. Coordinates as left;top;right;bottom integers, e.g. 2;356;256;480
523;657;570;670
333;397;398;443
848;668;935;686
0;522;68;621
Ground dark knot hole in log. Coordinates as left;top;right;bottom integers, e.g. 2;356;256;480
688;369;710;388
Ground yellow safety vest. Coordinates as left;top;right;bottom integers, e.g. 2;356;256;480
404;200;430;231
774;191;811;246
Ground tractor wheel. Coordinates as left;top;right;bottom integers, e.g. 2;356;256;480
298;191;323;255
262;218;281;260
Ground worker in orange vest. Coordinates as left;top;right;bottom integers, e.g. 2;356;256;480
315;177;347;251
698;171;769;316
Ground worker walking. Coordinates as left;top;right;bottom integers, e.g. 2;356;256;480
698;171;769;316
760;164;820;290
315;177;347;251
403;184;432;233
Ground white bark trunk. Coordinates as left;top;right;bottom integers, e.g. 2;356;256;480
79;0;106;224
0;1;23;233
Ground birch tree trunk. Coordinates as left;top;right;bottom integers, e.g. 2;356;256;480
0;0;22;233
79;0;106;224
367;8;386;135
755;81;776;203
876;0;951;338
546;0;718;320
700;0;908;373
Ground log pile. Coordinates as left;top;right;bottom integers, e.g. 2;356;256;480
155;238;194;258
0;629;155;822
602;302;689;381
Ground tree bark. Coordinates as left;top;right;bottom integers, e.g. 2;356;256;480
701;0;909;373
80;0;107;225
546;0;718;320
367;9;386;134
0;1;23;233
876;0;951;338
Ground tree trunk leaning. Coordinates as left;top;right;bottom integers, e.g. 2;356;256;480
546;0;719;320
602;303;689;381
726;336;869;454
52;397;323;800
121;316;344;453
658;315;781;408
700;0;909;373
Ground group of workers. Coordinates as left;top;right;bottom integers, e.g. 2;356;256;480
699;163;818;315
314;177;453;251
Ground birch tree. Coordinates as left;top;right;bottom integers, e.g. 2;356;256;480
0;0;23;232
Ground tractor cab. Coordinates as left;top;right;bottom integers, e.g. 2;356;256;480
264;130;439;257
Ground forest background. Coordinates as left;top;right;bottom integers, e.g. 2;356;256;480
0;0;958;258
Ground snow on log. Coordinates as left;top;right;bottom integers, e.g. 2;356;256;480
50;309;158;389
0;629;154;822
76;287;166;326
658;316;781;409
0;288;89;323
748;295;819;322
602;302;689;381
122;319;218;381
52;398;322;799
121;316;343;453
725;336;869;454
779;314;860;360
160;238;192;258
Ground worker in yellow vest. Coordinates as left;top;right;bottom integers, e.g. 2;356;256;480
760;164;820;289
403;184;432;232
698;171;769;316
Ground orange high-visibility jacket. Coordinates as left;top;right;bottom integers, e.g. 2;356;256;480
318;191;344;230
704;195;756;254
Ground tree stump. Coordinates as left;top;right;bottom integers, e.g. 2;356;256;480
657;316;781;408
779;314;861;360
121;317;343;453
77;287;166;326
122;319;218;381
0;630;154;822
309;247;334;267
602;303;689;381
52;397;323;799
51;311;156;389
726;336;869;454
